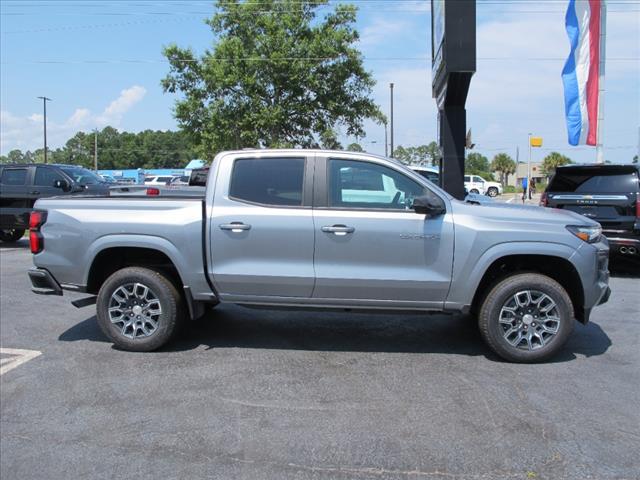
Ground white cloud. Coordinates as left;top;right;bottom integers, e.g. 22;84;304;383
359;18;411;49
96;85;147;126
1;85;146;154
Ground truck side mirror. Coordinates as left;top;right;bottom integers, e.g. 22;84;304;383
54;179;71;192
413;194;445;217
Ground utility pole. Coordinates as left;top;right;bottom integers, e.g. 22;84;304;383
93;129;98;171
37;96;52;163
384;120;388;157
389;83;394;158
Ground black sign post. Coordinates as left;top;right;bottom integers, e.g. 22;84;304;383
431;0;476;199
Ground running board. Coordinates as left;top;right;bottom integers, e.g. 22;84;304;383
71;296;97;308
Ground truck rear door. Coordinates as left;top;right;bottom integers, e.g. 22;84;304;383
209;153;315;298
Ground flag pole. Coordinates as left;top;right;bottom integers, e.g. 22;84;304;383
596;0;607;164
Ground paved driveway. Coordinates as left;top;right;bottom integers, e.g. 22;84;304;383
1;240;639;479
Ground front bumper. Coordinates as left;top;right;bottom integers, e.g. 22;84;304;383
28;268;63;296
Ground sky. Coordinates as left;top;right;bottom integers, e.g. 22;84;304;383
1;0;639;165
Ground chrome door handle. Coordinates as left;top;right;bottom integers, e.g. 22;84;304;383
219;222;251;232
321;225;355;235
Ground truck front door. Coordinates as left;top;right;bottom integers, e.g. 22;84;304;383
210;154;315;299
312;156;454;309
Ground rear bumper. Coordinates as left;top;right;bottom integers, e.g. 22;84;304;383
0;208;31;230
604;231;640;255
28;268;63;296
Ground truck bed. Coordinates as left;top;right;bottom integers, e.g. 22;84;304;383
32;195;214;300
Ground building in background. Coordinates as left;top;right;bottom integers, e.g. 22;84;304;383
507;162;545;187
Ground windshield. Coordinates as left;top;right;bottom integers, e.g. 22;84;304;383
61;167;103;185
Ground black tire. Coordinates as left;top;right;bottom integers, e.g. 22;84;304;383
487;187;499;197
0;228;25;243
478;273;574;363
470;189;480;194
96;267;185;352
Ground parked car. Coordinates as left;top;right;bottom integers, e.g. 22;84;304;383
0;163;109;242
542;164;639;258
169;175;190;186
117;177;138;185
464;175;486;195
100;174;117;184
28;150;610;362
464;175;503;197
410;165;439;184
144;176;174;186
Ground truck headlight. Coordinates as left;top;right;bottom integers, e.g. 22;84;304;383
566;225;602;243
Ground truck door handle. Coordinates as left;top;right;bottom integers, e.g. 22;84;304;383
321;225;355;235
219;222;251;232
31;191;40;195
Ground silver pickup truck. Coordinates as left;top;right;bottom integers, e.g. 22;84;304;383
28;149;611;362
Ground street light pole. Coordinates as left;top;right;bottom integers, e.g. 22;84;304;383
94;129;98;171
389;83;394;158
37;96;52;164
384;121;388;157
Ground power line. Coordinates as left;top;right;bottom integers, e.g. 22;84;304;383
2;57;638;65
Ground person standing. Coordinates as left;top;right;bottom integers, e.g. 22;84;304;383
521;176;528;203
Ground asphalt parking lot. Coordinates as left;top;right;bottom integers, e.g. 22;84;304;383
1;240;639;480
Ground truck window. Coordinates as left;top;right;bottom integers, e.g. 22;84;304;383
34;167;64;186
328;159;426;210
548;168;639;193
1;168;28;185
229;157;305;206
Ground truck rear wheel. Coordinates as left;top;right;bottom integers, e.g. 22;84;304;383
478;273;574;363
96;267;185;351
0;228;25;243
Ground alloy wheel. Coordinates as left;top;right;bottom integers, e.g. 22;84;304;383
108;282;162;339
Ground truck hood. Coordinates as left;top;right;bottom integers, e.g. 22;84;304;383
453;199;600;228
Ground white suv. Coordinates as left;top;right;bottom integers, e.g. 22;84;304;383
464;175;503;197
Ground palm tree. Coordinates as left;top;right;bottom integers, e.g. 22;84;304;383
542;152;572;176
491;153;516;186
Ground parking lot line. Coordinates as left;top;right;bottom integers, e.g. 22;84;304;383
0;348;42;376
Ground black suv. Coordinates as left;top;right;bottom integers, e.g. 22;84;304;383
542;164;640;258
0;163;109;242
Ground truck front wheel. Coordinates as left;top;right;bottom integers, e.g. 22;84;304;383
478;273;575;363
96;267;185;351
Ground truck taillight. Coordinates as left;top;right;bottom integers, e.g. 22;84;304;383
146;187;160;196
29;210;47;254
636;198;640;219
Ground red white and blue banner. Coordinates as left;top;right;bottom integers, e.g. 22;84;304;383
562;0;605;146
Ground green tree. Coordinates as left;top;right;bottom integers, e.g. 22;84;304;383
162;0;384;158
541;152;572;176
633;154;638;164
465;152;489;173
346;142;363;152
4;149;27;163
392;142;440;166
490;153;516;186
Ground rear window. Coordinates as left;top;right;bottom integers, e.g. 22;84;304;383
548;168;639;193
229;158;305;206
1;168;28;185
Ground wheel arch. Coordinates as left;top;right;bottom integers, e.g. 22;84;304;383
470;253;586;323
85;237;187;295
